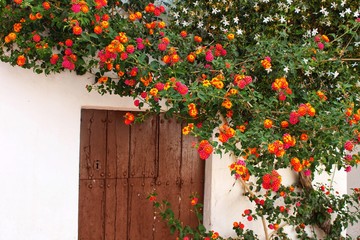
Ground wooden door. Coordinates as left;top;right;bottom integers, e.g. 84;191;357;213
78;109;205;240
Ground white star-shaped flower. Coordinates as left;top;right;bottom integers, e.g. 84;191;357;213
305;70;312;76
266;68;272;73
223;20;230;26
312;28;318;36
280;16;286;23
182;21;189;27
333;71;339;78
340;11;345;17
236;29;243;35
182;7;188;13
263;17;271;23
303;58;309;64
197;21;204;28
173;12;180;19
341;0;346;7
233;17;239;24
193;1;199;6
284;66;289;73
320;6;329;16
345;8;351;14
287;0;293;4
352;62;358;67
212;7;219;14
354;10;359;17
354;42;360;47
331;2;337;9
295;7;301;13
211;25;217;30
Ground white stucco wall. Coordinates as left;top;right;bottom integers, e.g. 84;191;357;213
0;62;354;239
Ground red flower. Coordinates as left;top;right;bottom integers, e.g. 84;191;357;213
262;170;282;192
344;140;354;151
190;197;198;206
124;112;135;125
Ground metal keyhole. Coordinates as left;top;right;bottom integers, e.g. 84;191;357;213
95;160;101;170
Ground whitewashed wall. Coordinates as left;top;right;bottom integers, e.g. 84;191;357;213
0;62;356;239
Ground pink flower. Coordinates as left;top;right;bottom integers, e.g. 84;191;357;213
62;56;75;70
137;43;145;50
140;92;147;98
126;45;135;54
71;4;81;13
158;43;167;51
64;48;73;56
205;50;214;62
314;35;321;42
317;42;324;50
134;99;140;107
174;82;188;95
345;166;352;172
155;82;165;91
238;80;247;89
289;111;300;125
264;56;272;62
244;76;253;84
304;169;311;176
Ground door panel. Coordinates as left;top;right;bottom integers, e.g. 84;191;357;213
79;110;205;240
78;179;105;240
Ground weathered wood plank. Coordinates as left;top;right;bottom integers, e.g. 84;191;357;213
104;178;129;240
107;111;130;179
127;178;156;240
78;179;105;240
180;133;204;227
129;114;157;178
79;109;107;180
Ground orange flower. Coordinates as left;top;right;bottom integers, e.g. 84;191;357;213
321;35;330;43
227;33;235;40
194;35;202;43
280;121;289;128
73;25;83;35
316;90;327;101
94;25;102;34
188;103;198;118
97;76;108;84
35;12;43;19
124;112;135;125
14;0;22;4
222;99;232;109
190;197;198;206
17;55;26;66
29;13;37;20
128;13;137;21
237;125;246;133
42;2;51;10
8;32;17;41
101;21;109;29
264;119;273;129
187;53;196;63
135;12;142;19
13;23;22;32
300;133;308;141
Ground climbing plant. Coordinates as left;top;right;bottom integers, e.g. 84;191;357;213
1;0;360;239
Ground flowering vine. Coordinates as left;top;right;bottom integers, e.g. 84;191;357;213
1;0;360;239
